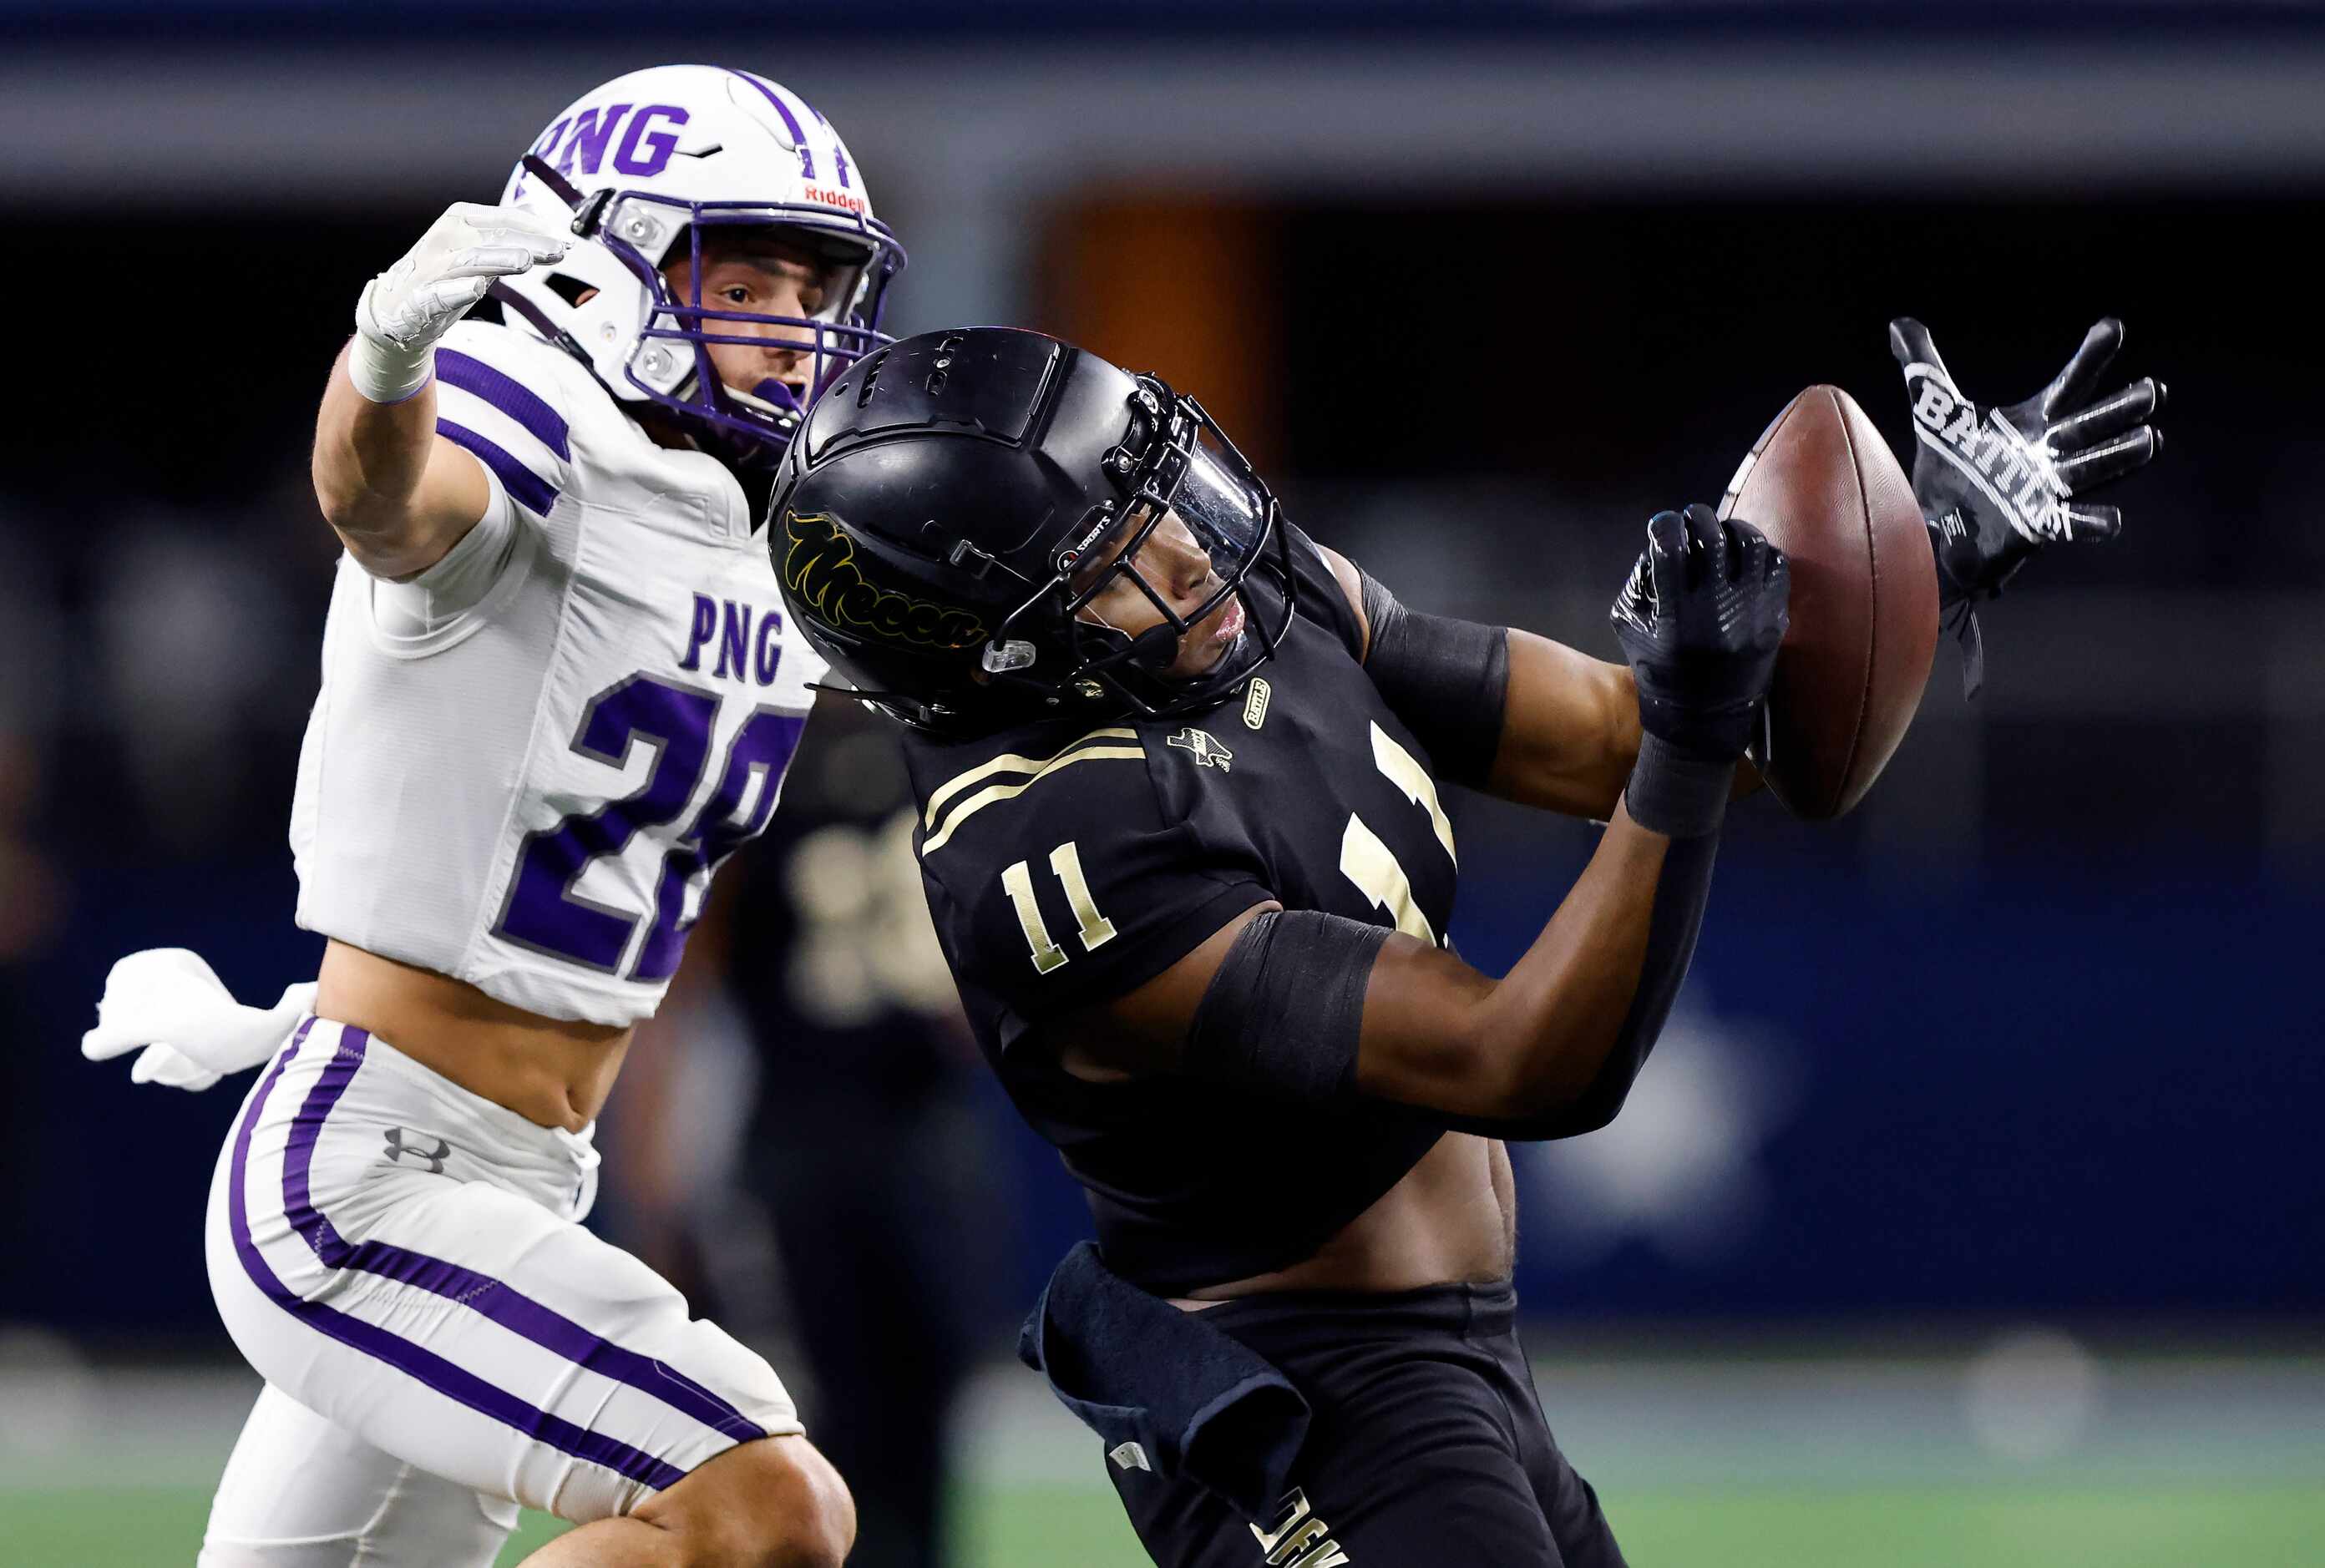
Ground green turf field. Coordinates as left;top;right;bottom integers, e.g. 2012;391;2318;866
8;1350;2322;1565
6;1481;2325;1565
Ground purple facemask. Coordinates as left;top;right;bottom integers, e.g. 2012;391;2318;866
519;154;909;465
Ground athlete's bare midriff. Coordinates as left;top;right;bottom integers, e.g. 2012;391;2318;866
1172;1133;1516;1308
316;940;631;1131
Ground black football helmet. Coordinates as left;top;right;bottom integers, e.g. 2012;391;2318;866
766;326;1297;736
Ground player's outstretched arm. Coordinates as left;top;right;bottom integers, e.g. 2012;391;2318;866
1489;631;1644;817
1314;545;1754;821
312;203;569;579
1084;793;1679;1135
1073;508;1787;1136
1489;632;1765;817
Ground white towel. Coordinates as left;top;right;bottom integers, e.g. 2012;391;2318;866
81;948;317;1093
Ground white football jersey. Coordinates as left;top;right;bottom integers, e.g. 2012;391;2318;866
291;319;826;1025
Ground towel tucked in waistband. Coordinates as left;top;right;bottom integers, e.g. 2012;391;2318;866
1017;1242;1309;1518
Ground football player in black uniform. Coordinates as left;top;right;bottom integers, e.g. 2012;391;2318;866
762;324;2159;1565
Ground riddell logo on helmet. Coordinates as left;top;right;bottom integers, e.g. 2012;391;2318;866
804;185;865;215
783;513;986;650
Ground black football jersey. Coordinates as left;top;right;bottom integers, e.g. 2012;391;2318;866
904;529;1462;1293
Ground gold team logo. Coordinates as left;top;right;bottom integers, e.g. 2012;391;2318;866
1250;1489;1350;1567
1167;727;1233;771
782;512;987;651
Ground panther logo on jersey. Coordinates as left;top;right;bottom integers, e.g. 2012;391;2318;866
1167;728;1233;771
781;512;988;650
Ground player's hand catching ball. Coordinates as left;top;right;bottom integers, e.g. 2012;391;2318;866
1610;504;1790;837
1889;316;2164;605
348;202;572;402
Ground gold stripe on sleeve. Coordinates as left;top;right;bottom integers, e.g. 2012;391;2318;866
920;727;1140;832
920;741;1147;856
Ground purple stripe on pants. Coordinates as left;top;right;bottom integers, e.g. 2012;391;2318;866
435;348;572;459
231;1027;685;1490
279;1029;769;1443
436;418;560;517
228;1031;681;1494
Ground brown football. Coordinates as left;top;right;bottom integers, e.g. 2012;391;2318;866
1716;385;1938;820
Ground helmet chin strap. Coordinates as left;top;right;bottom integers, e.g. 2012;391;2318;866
652;359;803;472
1079;597;1185;673
1127;623;1182;670
518;154;607;234
692;416;788;477
488;281;616;397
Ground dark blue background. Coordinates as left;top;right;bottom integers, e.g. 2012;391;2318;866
23;832;2317;1337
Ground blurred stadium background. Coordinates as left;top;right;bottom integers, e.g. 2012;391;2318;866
5;3;2324;1564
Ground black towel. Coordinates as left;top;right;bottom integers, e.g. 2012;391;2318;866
1018;1242;1311;1517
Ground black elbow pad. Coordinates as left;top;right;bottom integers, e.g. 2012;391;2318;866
1358;571;1510;789
1183;910;1390;1105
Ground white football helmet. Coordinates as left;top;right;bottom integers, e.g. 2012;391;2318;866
496;64;906;464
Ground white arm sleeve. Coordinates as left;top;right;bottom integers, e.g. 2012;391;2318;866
367;462;524;642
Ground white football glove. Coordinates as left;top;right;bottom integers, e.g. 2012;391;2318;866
80;948;318;1093
349;202;571;402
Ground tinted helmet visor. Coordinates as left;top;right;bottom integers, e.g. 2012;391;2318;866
1049;389;1295;711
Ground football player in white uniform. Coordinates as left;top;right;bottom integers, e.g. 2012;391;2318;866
79;64;906;1566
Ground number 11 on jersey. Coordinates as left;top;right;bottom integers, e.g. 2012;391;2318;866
1000;842;1118;974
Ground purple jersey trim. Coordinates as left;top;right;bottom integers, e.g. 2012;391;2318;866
275;1028;768;1442
229;1024;688;1491
437;419;560;517
723;69;814;180
436;348;571;460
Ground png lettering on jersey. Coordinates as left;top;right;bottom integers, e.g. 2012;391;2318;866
679;593;786;686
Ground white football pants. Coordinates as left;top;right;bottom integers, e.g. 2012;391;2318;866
199;1018;800;1566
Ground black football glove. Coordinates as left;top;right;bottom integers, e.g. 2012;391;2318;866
1890;316;2165;694
1611;505;1790;836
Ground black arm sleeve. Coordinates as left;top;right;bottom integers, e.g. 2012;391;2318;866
1433;828;1721;1141
1183;909;1390;1103
1187;831;1719;1140
1358;569;1510;790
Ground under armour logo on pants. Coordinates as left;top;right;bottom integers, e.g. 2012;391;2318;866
382;1128;452;1175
